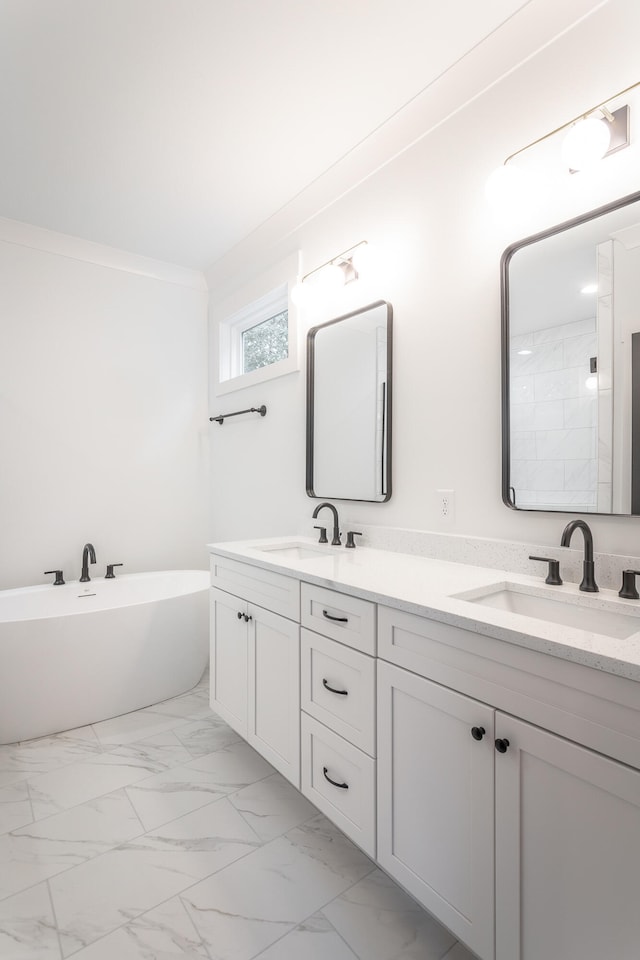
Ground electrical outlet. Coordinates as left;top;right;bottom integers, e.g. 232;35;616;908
437;489;455;524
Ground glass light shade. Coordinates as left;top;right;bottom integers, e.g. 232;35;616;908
350;242;370;275
561;118;611;171
318;262;346;292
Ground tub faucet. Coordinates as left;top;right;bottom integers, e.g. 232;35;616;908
312;502;341;545
80;543;97;582
560;520;598;592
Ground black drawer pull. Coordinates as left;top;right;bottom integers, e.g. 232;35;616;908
471;726;486;741
322;609;348;623
323;766;349;789
322;678;348;696
495;738;510;754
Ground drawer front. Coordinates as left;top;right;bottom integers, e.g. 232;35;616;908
301;628;376;756
210;553;300;621
301;713;376;858
301;582;376;654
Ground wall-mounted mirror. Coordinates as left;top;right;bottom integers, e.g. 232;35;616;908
307;300;392;502
502;190;640;515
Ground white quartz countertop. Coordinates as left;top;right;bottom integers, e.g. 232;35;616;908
207;536;640;683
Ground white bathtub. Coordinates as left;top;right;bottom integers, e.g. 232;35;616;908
0;570;209;744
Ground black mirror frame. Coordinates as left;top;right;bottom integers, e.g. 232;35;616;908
306;299;393;503
501;188;640;514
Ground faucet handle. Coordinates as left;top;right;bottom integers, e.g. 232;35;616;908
618;569;640;600
44;569;65;586
313;525;328;544
105;563;123;579
345;531;363;549
529;555;563;586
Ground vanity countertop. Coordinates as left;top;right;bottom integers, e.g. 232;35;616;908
207;536;640;683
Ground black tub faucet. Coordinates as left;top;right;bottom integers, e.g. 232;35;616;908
560;520;598;592
312;502;341;545
80;543;97;583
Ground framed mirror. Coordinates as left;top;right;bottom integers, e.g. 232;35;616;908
502;190;640;515
307;300;392;502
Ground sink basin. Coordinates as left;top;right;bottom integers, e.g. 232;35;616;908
253;541;331;562
457;583;640;639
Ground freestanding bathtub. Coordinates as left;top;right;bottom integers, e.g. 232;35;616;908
0;570;209;744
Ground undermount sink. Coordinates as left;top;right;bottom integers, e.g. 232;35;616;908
456;583;640;639
253;541;331;561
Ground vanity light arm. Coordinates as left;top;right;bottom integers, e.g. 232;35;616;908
503;79;640;166
210;405;267;425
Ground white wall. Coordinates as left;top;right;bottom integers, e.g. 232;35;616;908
207;0;640;559
0;227;208;589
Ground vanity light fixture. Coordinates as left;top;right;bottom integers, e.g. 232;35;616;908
581;283;598;294
486;79;637;199
291;240;368;305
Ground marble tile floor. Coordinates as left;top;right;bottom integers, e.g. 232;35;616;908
0;673;475;960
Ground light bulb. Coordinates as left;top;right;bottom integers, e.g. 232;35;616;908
561;118;610;171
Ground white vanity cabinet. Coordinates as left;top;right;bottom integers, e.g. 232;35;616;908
299;583;377;857
209;556;300;787
377;603;640;960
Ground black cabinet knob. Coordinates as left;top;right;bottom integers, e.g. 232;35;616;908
243;613;253;622
471;726;486;741
495;738;510;754
237;611;243;620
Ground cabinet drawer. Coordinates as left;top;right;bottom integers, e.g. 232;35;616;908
301;713;376;858
301;628;376;756
301;583;376;654
210;553;299;621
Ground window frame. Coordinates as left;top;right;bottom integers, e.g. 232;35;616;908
214;270;299;396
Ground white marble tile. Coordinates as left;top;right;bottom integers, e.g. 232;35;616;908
49;797;261;956
323;868;456;960
526;459;564;492
534;317;595;344
0;781;33;835
531;400;564;430
0;733;103;782
563;332;597;368
510;374;534;404
105;729;194;773
511;340;563;376
0;789;142;901
564;459;597;492
254;912;358;960
536;428;595;461
509;402;534;431
182;815;373;960
91;708;188;747
0;882;61;959
563;396;596;429
185;739;274;788
28;752;169;820
534;368;580;401
125;762;242;831
229;772;317;842
173;716;242;757
66;896;207;959
510;431;535;460
150;691;213;722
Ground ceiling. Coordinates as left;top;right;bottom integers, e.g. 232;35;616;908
0;0;592;270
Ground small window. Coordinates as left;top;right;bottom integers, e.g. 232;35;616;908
216;279;298;395
242;309;288;373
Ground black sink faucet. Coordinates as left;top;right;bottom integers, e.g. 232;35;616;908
560;520;598;592
80;542;97;582
312;502;341;546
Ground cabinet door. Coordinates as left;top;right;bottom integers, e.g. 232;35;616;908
247;604;300;787
377;660;495;960
209;587;248;736
495;713;640;960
